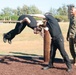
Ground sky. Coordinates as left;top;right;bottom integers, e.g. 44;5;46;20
0;0;76;13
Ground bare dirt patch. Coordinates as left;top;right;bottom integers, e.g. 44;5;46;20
0;55;76;75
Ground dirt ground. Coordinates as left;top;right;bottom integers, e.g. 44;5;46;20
0;55;76;75
0;22;76;75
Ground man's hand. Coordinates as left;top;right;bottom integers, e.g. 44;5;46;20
44;27;49;31
66;36;69;41
34;27;42;34
20;20;23;23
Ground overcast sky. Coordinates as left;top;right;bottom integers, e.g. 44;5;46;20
0;0;76;13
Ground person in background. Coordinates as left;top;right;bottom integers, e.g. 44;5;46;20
67;5;76;66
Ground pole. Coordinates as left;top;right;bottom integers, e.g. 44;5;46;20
0;20;21;23
43;29;51;62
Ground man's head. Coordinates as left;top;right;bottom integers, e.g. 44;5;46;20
44;12;52;15
70;7;76;16
67;4;75;19
67;4;74;10
44;12;54;22
44;12;52;19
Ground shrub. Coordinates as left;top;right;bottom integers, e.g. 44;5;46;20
55;15;69;22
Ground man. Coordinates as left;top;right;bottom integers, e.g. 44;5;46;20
67;5;76;65
34;13;72;72
67;5;76;40
3;14;41;44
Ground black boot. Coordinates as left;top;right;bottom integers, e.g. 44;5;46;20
3;33;7;43
42;64;54;70
66;63;72;72
8;39;12;44
3;33;12;44
67;67;72;72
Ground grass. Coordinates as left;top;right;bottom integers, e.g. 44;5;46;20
0;22;73;59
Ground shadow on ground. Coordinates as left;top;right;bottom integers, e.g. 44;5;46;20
0;51;73;66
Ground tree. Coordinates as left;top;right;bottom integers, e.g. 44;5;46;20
49;8;57;16
21;5;29;14
57;4;68;16
1;7;13;20
17;7;22;16
12;9;18;16
2;7;13;16
28;5;42;14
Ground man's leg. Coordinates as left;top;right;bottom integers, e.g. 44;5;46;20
73;35;76;65
57;37;72;72
73;43;76;66
3;29;15;44
3;22;27;44
43;40;57;70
